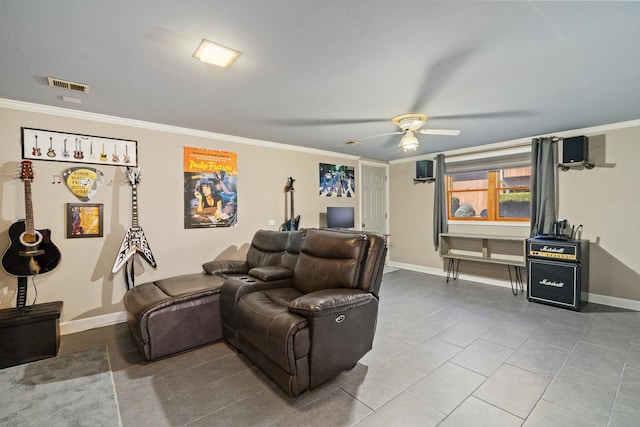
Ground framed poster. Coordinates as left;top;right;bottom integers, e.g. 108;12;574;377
183;147;238;228
66;203;103;238
22;127;138;167
319;163;355;197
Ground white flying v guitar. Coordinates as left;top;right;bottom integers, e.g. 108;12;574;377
112;167;156;286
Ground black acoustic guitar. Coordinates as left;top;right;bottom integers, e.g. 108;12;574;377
2;161;61;276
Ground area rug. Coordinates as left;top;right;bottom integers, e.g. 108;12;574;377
0;345;121;426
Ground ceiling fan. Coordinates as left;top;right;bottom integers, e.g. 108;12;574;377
366;113;461;152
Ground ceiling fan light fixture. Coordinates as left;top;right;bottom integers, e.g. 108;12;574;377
399;131;419;151
193;39;241;68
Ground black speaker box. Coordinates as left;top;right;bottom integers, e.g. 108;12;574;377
416;160;434;179
562;136;589;163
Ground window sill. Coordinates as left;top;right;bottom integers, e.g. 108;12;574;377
448;220;529;227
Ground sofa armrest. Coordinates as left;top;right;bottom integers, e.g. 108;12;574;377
288;288;373;317
249;266;293;281
220;276;294;335
202;260;248;275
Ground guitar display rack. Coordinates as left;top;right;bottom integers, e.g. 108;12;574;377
22;127;138;167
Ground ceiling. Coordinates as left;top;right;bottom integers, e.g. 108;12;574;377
2;1;640;162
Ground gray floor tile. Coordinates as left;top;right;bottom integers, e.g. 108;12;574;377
450;338;514;376
507;338;570;378
439;396;523;427
564;341;626;378
609;403;640;427
546;309;593;332
616;367;640;411
187;388;297;427
542;365;618;424
524;399;605;427
358;334;413;368
389;336;462;375
405;361;486;415
340;360;425;410
272;389;372;427
481;323;534;349
434;319;490;348
625;343;640;370
356;392;446;427
50;268;640;426
530;322;584;350
580;327;632;354
473;363;550;419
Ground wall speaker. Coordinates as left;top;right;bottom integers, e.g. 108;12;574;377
416;160;434;179
562;136;589;163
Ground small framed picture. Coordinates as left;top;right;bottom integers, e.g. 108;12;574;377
66;203;103;238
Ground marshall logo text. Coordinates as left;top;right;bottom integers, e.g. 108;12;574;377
540;278;565;288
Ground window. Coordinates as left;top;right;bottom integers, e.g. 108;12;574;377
447;166;531;221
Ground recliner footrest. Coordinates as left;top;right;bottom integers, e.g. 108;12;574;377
124;273;226;361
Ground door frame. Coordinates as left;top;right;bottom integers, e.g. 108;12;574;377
358;160;390;235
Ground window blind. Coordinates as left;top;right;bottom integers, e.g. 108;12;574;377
445;151;531;174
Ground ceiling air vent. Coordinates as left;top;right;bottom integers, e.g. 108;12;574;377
47;77;89;94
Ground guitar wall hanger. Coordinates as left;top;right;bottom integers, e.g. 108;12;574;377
22;127;137;167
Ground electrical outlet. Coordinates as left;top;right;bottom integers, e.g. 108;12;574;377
268;219;276;226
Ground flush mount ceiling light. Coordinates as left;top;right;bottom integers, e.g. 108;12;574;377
399;131;419;152
193;39;241;68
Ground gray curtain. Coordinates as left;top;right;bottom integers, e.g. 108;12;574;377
433;153;448;249
530;137;558;237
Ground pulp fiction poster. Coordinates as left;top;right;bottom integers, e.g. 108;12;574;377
184;147;238;228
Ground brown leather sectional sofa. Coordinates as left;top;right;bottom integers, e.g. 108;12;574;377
124;228;387;396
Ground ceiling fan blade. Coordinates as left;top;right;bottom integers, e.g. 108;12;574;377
264;118;388;126
364;131;403;139
410;44;480;112
430;110;533;121
418;128;461;136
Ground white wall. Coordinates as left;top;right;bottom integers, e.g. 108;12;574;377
0;103;359;327
388;123;640;307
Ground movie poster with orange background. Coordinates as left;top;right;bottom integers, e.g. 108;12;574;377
183;147;237;228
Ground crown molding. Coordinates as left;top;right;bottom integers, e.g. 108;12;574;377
390;118;640;165
0;98;360;161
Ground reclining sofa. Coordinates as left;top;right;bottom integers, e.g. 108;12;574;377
221;228;387;396
124;229;305;362
124;228;387;397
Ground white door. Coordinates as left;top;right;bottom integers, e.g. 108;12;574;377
361;164;387;234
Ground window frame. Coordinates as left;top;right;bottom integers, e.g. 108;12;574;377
446;168;531;222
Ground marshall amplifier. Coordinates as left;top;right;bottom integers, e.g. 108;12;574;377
526;238;589;311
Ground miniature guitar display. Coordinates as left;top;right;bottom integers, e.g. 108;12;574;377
112;167;157;286
47;136;56;158
62;138;70;158
73;138;84;160
2;161;61;276
281;177;300;231
99;143;108;162
32;135;41;156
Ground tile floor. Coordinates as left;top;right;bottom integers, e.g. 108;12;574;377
58;269;640;426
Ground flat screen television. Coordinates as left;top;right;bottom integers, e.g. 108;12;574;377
326;206;355;229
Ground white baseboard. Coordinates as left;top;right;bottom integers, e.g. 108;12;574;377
386;261;640;312
60;311;127;335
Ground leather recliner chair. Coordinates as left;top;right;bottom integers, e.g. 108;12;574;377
221;228;387;397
